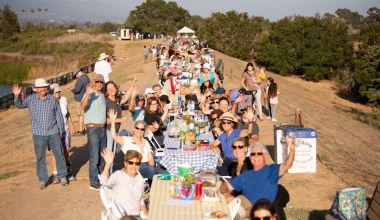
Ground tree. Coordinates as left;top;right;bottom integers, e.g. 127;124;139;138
200;11;267;61
335;8;364;30
0;5;21;39
353;45;380;103
98;22;119;33
125;0;191;34
255;15;353;81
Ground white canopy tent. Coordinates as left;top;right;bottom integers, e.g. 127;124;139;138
177;26;195;35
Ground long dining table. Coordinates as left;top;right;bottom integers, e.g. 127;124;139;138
148;175;231;220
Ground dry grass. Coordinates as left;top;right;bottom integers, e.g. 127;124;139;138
48;33;113;43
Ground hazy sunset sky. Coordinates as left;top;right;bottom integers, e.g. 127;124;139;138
1;0;379;22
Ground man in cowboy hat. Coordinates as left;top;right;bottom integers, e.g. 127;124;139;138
94;52;112;83
71;67;90;136
13;78;68;189
210;108;255;176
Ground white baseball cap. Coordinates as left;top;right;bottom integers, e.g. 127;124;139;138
144;88;156;95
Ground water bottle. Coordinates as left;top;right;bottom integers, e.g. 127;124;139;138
178;95;182;106
195;178;203;200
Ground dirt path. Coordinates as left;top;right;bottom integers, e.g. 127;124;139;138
0;40;378;219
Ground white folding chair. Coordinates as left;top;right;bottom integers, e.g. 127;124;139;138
228;197;241;220
99;186;124;220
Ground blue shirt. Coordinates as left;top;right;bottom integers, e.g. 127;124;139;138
15;93;65;136
217;129;241;159
199;71;217;86
72;74;90;102
230;164;280;204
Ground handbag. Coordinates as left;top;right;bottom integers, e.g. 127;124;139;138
330;187;367;220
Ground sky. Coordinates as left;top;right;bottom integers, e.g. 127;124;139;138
0;0;379;23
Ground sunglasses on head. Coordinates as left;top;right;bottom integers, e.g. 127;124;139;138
232;145;245;150
253;217;271;220
127;161;141;166
250;152;264;157
211;115;219;120
222;121;232;125
135;126;145;131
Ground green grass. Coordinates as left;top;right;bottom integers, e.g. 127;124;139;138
0;30;113;83
0;59;30;83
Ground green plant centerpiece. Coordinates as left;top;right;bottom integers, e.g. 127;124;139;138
178;173;196;200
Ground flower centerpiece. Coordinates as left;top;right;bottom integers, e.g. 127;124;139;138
178;173;196;200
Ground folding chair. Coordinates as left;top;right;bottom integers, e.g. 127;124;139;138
99;186;124;220
228;197;241;220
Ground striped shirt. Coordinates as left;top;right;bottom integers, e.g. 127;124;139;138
15;93;65;136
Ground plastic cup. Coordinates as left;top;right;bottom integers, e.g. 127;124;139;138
178;164;193;176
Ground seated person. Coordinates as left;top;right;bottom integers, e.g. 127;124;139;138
220;138;295;220
201;94;221;115
237;108;260;143
129;89;145;121
144;116;164;150
219;96;232;113
108;109;156;180
143;97;168;136
250;198;278;220
227;138;253;178
210;110;254;176
100;149;148;219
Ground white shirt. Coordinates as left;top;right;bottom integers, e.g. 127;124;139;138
99;170;144;216
59;96;68;131
122;137;152;162
94;60;112;82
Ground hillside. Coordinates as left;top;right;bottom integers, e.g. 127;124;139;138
0;39;378;219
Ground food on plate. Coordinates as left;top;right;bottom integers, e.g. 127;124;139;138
210;211;226;218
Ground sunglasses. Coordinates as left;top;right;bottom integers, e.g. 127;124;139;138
135;126;145;131
206;95;213;99
250;152;264;157
127;161;141;166
222;121;232;125
211;101;219;104
232;145;245;150
253;217;271;220
95;81;104;84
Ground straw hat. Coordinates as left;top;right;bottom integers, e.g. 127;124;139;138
218;112;239;124
98;52;108;61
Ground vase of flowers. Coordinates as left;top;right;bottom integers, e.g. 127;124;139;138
178;173;196;200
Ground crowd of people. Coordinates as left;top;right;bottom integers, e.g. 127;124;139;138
12;35;290;220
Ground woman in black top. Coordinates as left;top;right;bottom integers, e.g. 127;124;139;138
143;96;168;135
105;81;131;150
227;137;253;178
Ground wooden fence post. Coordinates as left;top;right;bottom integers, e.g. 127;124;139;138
295;108;302;125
